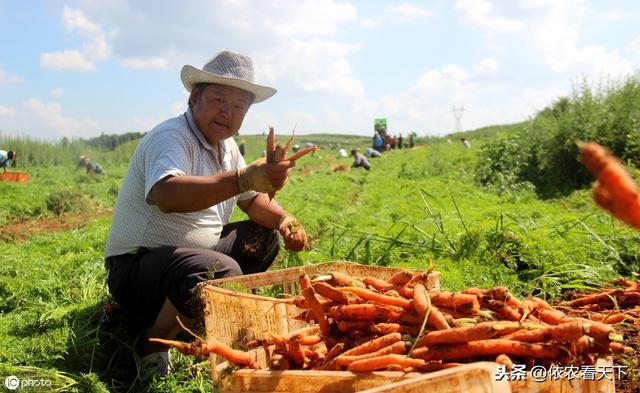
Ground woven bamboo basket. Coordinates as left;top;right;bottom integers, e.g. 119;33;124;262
200;261;440;353
213;352;506;393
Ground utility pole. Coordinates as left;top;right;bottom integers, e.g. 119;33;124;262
452;105;465;132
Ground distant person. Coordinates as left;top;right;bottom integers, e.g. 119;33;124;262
461;137;471;149
366;147;381;158
409;134;415;148
292;144;300;153
304;142;315;149
398;133;403;149
373;132;383;153
77;155;105;175
0;150;16;173
337;148;347;158
238;140;246;157
351;148;370;170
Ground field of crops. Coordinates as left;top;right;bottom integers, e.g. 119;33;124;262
1;132;639;392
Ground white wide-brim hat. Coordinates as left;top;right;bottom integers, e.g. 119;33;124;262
180;49;276;103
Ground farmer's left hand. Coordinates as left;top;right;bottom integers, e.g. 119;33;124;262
278;215;307;251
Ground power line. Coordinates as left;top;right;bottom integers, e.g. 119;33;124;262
452;105;465;132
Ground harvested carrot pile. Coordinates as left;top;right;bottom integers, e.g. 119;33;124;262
152;269;635;376
555;274;640;392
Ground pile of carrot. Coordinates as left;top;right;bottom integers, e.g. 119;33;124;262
556;274;640;326
152;269;635;374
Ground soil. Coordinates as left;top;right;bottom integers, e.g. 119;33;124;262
0;209;112;242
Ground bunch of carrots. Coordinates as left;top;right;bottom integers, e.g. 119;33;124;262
151;269;634;373
556;274;640;326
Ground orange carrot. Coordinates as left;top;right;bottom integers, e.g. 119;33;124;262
347;354;425;372
370;322;423;336
286;146;319;162
329;304;404;321
429;291;480;311
579;141;640;229
387;270;414;286
503;321;588;343
148;338;258;369
302;286;330;337
337;320;372;333
340;286;412;310
340;332;402;357
411;339;561;361
413;283;450;330
313;282;350;304
568;289;625;307
415;321;520;347
335;341;407;369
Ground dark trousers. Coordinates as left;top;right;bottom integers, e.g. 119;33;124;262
105;220;279;328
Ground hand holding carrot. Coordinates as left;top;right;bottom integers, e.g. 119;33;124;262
279;214;307;251
237;158;294;193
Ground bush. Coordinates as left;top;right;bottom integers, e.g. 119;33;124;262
45;190;97;215
476;73;640;198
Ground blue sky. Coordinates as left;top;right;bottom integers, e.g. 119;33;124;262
1;0;639;140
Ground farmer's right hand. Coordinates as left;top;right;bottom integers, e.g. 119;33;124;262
237;158;295;193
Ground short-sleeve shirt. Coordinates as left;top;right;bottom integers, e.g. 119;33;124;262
0;150;10;168
104;109;257;258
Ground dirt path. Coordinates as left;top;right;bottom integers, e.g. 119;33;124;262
0;209;112;242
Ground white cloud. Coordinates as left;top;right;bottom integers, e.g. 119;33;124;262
0;68;22;84
50;88;64;98
120;57;169;70
0;105;16;116
455;0;524;31
40;50;95;71
23;99;86;137
274;39;364;98
473;58;500;76
387;3;433;20
40;5;111;71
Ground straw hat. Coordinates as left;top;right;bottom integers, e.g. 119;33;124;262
180;50;276;103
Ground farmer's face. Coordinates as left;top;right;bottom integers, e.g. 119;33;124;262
190;84;253;145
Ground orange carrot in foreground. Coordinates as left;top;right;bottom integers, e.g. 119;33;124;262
503;321;588;343
579;141;640;229
340;332;402;357
286;146;319;162
148;338;258;369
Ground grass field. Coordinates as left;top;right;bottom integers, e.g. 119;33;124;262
1;134;638;392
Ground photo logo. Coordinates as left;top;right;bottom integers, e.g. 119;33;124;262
4;376;19;390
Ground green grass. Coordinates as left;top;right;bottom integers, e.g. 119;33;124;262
1;135;638;392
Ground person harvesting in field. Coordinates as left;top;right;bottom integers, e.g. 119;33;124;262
351;148;371;170
0;150;16;172
104;50;307;380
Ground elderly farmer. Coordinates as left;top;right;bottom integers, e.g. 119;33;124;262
104;50;307;378
0;150;16;172
351;148;371;170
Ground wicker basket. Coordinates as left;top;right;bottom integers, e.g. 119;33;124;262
213;355;507;393
200;261;440;352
